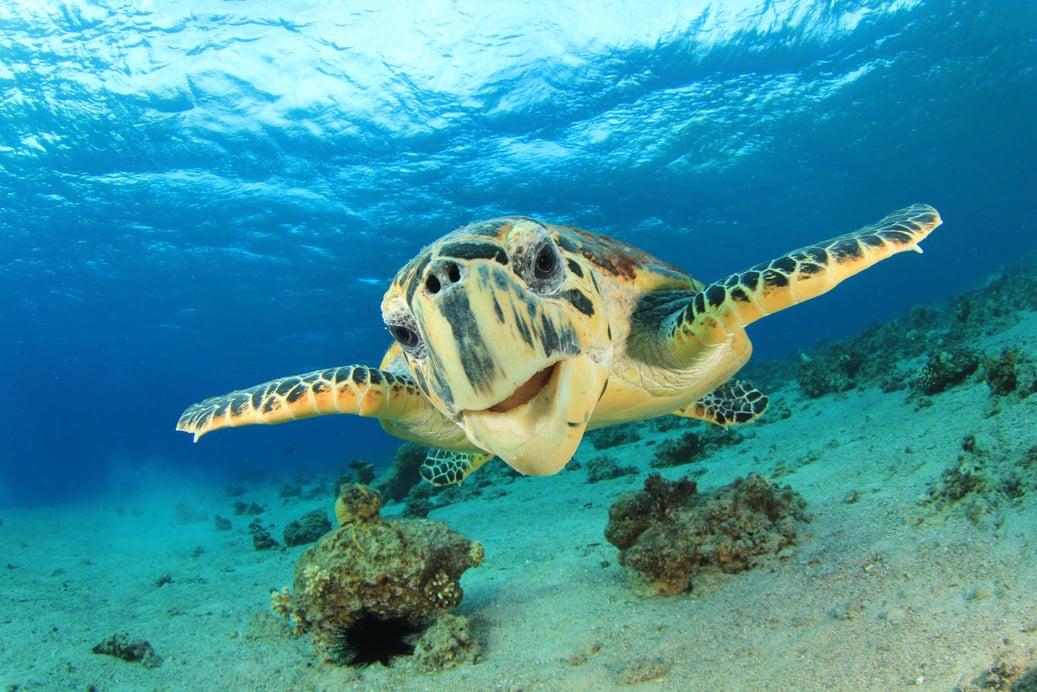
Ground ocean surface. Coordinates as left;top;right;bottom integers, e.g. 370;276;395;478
1;0;1034;507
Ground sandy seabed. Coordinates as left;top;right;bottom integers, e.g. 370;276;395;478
2;312;1036;692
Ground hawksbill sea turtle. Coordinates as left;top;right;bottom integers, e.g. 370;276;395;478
177;204;941;485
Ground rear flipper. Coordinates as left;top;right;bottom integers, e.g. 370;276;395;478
420;449;495;486
674;379;768;426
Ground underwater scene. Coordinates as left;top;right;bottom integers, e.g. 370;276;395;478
1;1;1035;689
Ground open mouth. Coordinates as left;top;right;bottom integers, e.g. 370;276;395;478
459;355;607;476
487;363;559;413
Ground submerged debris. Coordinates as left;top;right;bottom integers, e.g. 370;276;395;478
91;633;163;669
605;473;808;595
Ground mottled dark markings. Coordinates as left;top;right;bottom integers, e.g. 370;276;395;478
772;256;797;275
693;292;706;316
368;370;383;385
230;394;247;416
511;305;534;347
860;234;885;248
724;274;740;288
582;250;618;278
491;267;510;291
439;241;508;265
213;402;228;418
275;379;297;396
492;294;505;322
730;286;751;303
798;262;823;275
286;383;307;403
537;314;562;355
524;292;539;323
406;252;432;305
556;234;579;254
262;398;277;413
422;346;456;409
762;269;789;287
830;239;863;261
312;381;328;395
566;259;584;278
464;220;511;237
705;284;727;309
804;247;829;264
880;230;913;244
567;289;594;317
741;270;761;292
251;390;264;409
334;368;353;384
439;289;498;393
351;367;369;385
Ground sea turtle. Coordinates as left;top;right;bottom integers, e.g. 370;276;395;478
177;204;941;485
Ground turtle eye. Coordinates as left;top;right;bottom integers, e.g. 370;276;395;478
387;321;424;357
533;243;558;280
524;239;564;293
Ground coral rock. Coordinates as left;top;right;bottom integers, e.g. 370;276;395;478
248;518;280;551
913;347;980;395
283;484;484;660
334;483;383;525
414;613;481;671
605;473;808;595
283;509;332;546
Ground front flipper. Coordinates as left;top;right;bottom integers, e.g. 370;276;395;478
176;365;467;449
673;379;768;426
420;449;495;486
668;204;942;357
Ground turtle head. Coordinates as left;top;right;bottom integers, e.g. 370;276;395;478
382;218;611;476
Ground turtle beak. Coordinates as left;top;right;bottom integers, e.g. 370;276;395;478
461;356;608;475
407;259;609;476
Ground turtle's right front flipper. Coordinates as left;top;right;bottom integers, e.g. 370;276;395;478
176;365;463;448
667;203;942;356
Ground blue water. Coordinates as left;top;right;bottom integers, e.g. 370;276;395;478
0;0;1033;507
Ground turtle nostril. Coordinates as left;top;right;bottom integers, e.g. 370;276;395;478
425;261;461;295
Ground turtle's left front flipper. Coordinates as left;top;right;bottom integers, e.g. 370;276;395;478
668;203;942;357
176;365;460;446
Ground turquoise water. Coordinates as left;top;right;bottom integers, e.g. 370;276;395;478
0;0;1034;505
